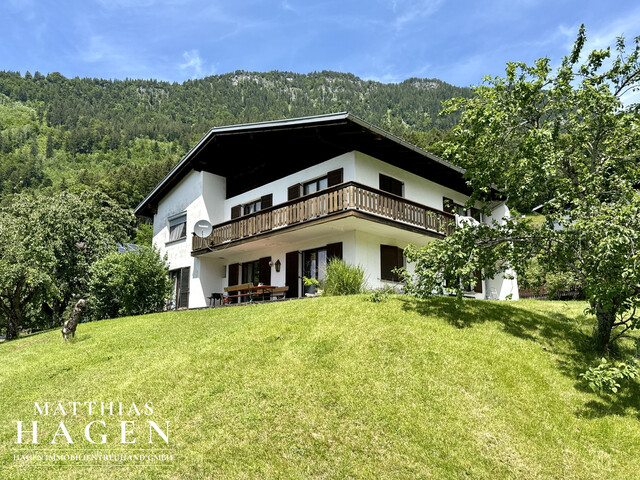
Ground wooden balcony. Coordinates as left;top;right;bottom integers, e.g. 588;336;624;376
192;182;455;254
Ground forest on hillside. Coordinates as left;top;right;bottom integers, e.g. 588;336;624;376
0;70;471;211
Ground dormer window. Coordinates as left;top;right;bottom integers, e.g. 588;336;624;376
168;213;187;242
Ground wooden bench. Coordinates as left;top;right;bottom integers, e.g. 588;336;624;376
224;283;253;303
270;286;289;300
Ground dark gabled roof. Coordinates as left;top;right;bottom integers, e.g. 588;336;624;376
134;112;468;217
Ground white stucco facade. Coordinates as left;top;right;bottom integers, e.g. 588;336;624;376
151;150;519;308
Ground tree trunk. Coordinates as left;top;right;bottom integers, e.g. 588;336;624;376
4;316;18;340
1;293;22;341
594;302;615;353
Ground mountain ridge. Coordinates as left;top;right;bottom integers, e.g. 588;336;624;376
0;69;471;209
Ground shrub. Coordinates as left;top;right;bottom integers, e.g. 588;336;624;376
88;246;172;320
322;259;366;296
366;286;396;303
580;357;639;394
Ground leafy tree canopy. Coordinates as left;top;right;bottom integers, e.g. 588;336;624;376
88;246;171;320
0;191;134;339
403;26;640;356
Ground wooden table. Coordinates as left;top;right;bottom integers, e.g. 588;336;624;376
249;285;276;302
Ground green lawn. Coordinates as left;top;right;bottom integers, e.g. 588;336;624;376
1;296;638;479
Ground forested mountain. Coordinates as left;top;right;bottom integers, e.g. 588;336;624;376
0;70;472;210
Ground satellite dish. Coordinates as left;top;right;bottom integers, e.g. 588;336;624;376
194;219;213;238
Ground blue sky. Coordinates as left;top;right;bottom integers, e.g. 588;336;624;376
1;0;639;86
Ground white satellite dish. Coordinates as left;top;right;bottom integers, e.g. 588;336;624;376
455;214;480;228
194;219;213;238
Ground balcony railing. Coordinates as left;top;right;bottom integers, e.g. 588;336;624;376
192;182;455;253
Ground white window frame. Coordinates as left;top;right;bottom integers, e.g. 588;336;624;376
242;199;262;216
303;175;329;195
167;212;187;243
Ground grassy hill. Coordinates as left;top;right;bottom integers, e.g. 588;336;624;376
1;296;638;479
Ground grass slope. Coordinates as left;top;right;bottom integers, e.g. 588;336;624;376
1;296;638;479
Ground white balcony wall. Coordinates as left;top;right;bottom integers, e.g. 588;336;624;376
222;152;356;221
353;151;471;211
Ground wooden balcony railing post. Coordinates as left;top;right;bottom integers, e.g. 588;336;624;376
192;182;455;253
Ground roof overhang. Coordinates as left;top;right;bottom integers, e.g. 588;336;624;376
134;112;469;217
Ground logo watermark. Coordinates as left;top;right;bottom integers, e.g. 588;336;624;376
9;401;174;468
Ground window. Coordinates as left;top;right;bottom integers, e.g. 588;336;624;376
379;174;404;197
443;197;465;216
380;245;404;282
243;199;261;216
169;267;190;309
301;243;342;295
289;169;342;201
443;197;482;221
446;270;483;294
168;214;186;242
231;194;272;219
303;175;328;195
303;247;328;294
242;260;261;285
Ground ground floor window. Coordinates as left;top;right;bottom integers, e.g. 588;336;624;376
380;245;404;282
169;267;190;309
242;260;261;285
445;270;483;294
303;248;327;294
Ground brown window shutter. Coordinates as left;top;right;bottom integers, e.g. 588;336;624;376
228;263;240;286
260;194;273;209
326;242;343;261
327;168;343;187
381;245;402;282
288;184;301;201
231;205;242;219
285;251;299;298
179;267;190;308
380;174;403;197
397;247;404;273
258;256;272;285
474;270;483;293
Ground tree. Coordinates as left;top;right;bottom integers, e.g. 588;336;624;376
403;26;640;353
0;208;55;339
45;132;54;158
0;191;134;338
88;246;172;320
36;191;135;327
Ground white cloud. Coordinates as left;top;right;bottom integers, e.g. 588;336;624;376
78;35;153;79
390;0;444;29
82;35;126;63
281;0;297;13
179;50;213;79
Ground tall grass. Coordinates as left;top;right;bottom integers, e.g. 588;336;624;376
322;258;366;295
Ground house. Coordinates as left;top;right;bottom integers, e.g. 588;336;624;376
134;112;519;308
